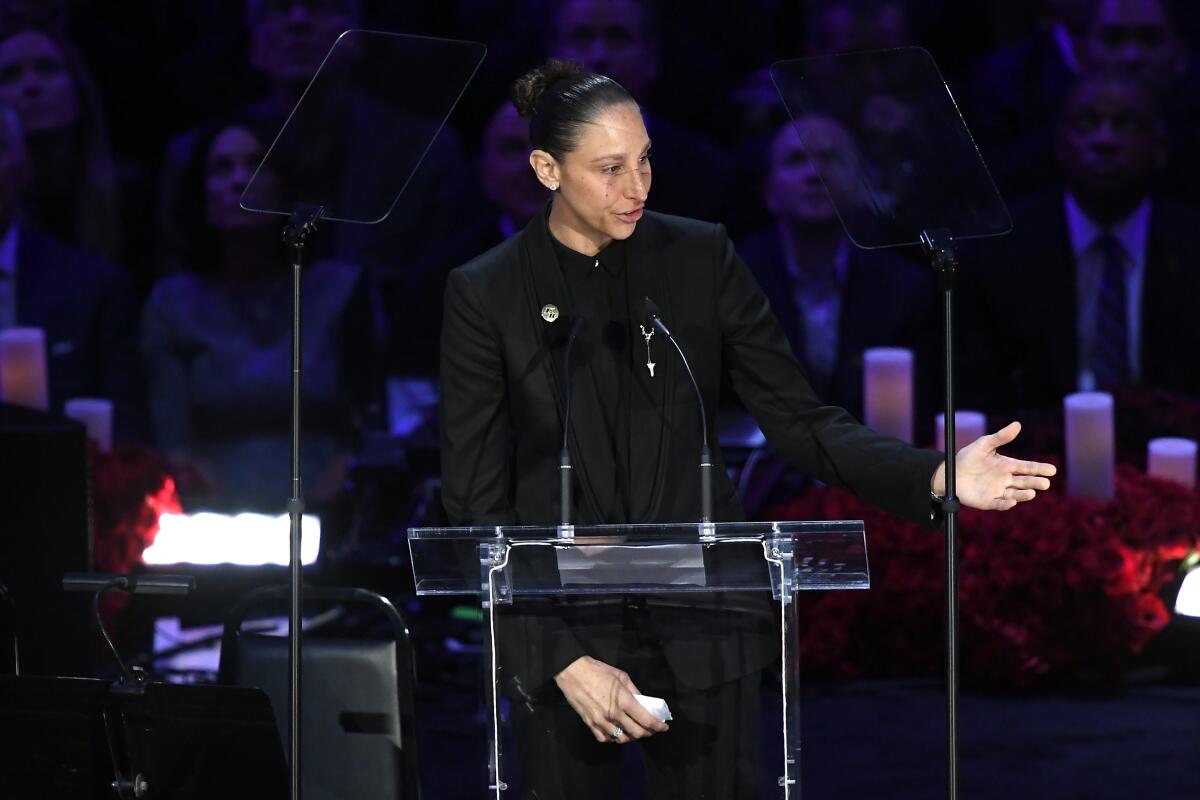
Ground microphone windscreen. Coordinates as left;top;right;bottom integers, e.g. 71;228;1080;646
641;296;662;324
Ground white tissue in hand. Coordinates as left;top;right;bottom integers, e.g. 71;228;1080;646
634;694;672;722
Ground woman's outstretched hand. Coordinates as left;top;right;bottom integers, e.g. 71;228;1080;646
931;421;1056;510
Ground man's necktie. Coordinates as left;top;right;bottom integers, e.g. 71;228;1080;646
1090;233;1130;389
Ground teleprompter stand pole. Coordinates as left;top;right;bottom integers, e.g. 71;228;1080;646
920;228;962;800
281;203;325;800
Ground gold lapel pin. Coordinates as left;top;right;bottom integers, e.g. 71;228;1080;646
541;304;560;323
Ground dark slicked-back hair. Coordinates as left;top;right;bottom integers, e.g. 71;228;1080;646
510;58;638;160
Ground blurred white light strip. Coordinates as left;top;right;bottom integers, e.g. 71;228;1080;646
142;512;320;566
1176;567;1200;619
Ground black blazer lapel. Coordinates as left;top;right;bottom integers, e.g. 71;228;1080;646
624;221;678;522
519;211;618;523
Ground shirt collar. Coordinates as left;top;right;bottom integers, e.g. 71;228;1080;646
549;228;624;278
0;222;18;277
1063;192;1151;263
777;224;850;292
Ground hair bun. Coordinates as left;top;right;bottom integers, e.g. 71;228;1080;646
511;58;583;118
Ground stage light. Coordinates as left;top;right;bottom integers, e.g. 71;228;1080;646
142;512;320;566
1175;554;1200;619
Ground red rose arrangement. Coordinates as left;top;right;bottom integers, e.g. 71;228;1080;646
90;442;182;621
769;462;1200;687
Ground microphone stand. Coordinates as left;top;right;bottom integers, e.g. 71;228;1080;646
281;202;325;800
920;228;963;800
559;317;586;536
643;298;714;527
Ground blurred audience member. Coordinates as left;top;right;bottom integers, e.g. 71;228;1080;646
142;120;377;512
960;70;1200;412
728;0;917;237
738;118;937;431
965;1;1091;194
157;0;485;377
970;0;1200;201
1078;0;1200;200
1078;0;1187;90
806;0;912;55
544;0;733;222
0;25;120;263
0;103;143;437
478;101;549;247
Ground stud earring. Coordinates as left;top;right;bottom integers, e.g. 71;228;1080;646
549;183;559;191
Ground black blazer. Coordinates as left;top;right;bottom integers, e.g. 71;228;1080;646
439;208;943;689
737;228;941;442
958;193;1200;412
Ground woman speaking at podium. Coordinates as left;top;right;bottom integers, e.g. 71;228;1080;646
439;59;1054;798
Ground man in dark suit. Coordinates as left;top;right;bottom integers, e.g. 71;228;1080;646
959;68;1200;413
0;104;143;438
965;0;1088;197
440;66;1055;797
1076;0;1200;204
738;118;939;440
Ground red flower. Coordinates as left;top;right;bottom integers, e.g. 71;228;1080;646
763;448;1200;687
90;443;182;626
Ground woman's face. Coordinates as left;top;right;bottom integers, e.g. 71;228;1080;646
540;102;651;251
205;126;277;232
0;31;79;134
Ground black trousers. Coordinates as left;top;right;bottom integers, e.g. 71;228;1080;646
507;598;761;800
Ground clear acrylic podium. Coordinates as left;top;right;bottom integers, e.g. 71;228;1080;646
410;521;868;798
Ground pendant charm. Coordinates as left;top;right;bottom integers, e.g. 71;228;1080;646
639;324;655;379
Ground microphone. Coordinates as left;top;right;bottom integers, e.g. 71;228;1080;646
560;315;587;529
640;297;714;524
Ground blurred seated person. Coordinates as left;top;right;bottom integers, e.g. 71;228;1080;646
0;102;144;438
141;120;377;513
973;0;1199;201
0;24;121;264
737;118;937;436
728;0;916;238
804;0;911;55
965;0;1091;195
1078;0;1200;202
157;0;486;376
959;69;1200;413
544;0;733;222
478;101;550;248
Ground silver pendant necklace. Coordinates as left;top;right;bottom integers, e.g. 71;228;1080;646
639;324;656;377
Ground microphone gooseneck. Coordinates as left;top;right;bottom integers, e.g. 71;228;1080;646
560;315;587;526
642;296;714;523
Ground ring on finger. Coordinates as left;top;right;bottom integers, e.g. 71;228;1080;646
610;725;624;741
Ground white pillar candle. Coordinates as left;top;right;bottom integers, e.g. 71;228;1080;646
863;347;913;443
1064;392;1115;501
0;327;48;410
65;398;114;453
1147;437;1197;489
936;410;986;453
